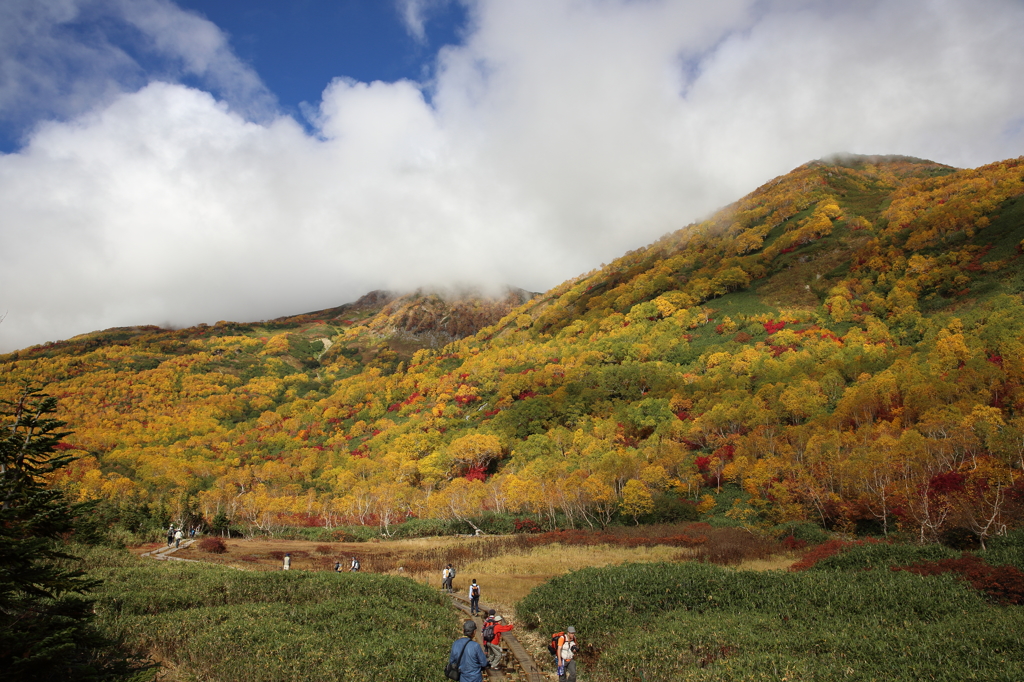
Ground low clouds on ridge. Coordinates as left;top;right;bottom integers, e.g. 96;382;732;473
2;0;1024;351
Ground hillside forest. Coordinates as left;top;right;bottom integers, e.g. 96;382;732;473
4;154;1024;546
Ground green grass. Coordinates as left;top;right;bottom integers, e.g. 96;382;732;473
516;560;1024;681
82;549;458;681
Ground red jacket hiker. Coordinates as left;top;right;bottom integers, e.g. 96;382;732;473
490;621;514;646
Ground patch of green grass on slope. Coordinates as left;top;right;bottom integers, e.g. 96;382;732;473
517;560;1024;682
82;549;456;682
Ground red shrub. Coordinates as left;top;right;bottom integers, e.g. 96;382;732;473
513;518;543;534
789;539;881;572
929;471;966;497
197;537;227;554
464;464;487;482
782;536;807;551
892;554;1024;605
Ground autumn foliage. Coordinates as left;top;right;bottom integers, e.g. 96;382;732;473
4;154;1024;543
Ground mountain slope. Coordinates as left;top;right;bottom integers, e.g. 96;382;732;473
3;154;1023;541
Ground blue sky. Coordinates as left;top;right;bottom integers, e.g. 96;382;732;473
172;0;468;127
0;0;469;152
2;0;1024;352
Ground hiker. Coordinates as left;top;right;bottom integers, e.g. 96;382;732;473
283;552;291;570
350;556;360;572
190;527;197;539
481;610;495;645
174;528;184;548
484;614;515;670
166;525;174;546
468;579;481;615
553;626;579;682
480;610;496;648
446;620;489;682
442;564;454;593
334;560;342;572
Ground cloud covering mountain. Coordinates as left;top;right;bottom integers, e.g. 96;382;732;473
2;0;1023;351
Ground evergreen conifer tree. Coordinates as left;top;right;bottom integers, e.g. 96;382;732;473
0;385;148;680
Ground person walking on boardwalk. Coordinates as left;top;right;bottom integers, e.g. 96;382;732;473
350;556;360;572
283;552;291;570
447;620;489;682
468;579;481;615
555;626;579;682
484;614;514;670
166;525;174;547
173;527;184;548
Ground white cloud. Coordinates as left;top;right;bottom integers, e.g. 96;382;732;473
2;0;1024;351
0;0;274;139
397;0;453;43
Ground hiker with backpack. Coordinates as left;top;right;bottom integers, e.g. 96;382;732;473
482;614;514;670
446;619;489;682
442;564;455;593
468;579;481;615
350;556;360;572
549;626;579;682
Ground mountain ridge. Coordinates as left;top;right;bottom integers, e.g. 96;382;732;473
4;153;1024;543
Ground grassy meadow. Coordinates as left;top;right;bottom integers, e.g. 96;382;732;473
93;526;1024;681
83;548;456;682
516;539;1024;682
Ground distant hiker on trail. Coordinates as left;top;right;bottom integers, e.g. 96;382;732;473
334;561;342;572
553;626;579;682
468;579;481;615
442;564;455;592
483;614;514;670
446;620;489;682
174;528;184;548
350;556;360;572
166;525;174;546
190;527;197;538
283;552;291;570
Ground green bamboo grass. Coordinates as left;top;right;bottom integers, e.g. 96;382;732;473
82;549;456;681
517;561;1024;681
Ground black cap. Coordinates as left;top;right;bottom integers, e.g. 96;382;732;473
463;620;477;633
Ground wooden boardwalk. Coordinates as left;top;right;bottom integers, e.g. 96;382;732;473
450;594;546;682
140;538;198;561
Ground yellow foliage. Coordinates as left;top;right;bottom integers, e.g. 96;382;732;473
696;494;717;514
